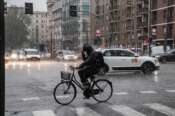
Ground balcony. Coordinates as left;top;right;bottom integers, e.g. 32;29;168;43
127;0;132;6
168;0;174;6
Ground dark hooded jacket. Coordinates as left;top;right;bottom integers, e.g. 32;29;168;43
79;44;98;68
81;44;94;61
79;44;109;73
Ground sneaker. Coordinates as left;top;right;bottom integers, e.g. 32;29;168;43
92;89;100;95
83;89;92;99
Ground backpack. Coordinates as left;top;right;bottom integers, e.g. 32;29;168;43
94;51;105;66
94;51;109;74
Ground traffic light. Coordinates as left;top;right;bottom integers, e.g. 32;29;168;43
25;3;33;14
69;5;77;17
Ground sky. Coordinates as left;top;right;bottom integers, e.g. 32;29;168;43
6;0;47;12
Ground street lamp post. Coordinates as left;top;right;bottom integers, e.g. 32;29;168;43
164;27;168;53
137;33;141;53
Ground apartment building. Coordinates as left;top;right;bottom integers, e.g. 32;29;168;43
52;0;62;49
30;12;49;49
91;0;111;47
47;0;90;50
92;0;149;48
62;0;90;50
47;0;57;54
151;0;175;48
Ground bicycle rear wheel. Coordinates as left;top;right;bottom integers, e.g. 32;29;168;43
92;79;113;102
53;82;76;105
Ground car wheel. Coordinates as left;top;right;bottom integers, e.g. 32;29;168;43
161;57;167;63
141;62;155;74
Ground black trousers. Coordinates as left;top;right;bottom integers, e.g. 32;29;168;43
78;66;98;85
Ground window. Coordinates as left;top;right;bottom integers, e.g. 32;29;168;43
118;50;134;57
103;50;116;56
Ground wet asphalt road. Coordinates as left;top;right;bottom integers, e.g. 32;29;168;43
5;61;175;116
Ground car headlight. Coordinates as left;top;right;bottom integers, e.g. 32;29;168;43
154;58;159;64
19;55;24;59
155;55;160;58
73;56;78;59
11;54;18;59
64;56;69;60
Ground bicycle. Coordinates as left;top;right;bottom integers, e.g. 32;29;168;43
53;66;113;105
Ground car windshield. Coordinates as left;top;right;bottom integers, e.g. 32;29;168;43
25;50;39;55
167;49;175;54
64;51;74;55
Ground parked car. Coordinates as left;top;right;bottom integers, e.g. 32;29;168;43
23;48;40;61
56;50;78;61
96;48;160;74
151;45;170;57
156;49;175;63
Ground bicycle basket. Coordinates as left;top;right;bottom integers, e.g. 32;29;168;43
61;71;71;81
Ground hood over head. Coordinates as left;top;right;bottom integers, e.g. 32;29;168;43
83;44;94;55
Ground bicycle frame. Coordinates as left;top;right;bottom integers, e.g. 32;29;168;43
66;68;86;91
62;67;105;92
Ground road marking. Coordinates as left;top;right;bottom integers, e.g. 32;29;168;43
33;110;55;116
56;95;71;98
76;107;102;116
114;92;128;95
22;97;40;101
139;91;157;94
144;103;175;116
109;105;146;116
165;90;175;93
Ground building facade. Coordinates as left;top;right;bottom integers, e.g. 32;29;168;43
30;11;49;50
52;0;62;50
151;0;175;49
92;0;149;48
47;0;91;51
62;0;90;50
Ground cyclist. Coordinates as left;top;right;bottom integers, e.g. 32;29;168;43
75;44;105;98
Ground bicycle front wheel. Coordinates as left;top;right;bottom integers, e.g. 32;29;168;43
92;79;113;102
53;82;76;105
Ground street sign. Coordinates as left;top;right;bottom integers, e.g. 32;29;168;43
96;29;101;36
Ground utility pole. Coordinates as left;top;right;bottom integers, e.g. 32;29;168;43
133;0;137;49
164;6;169;53
50;31;53;58
148;0;151;56
0;1;5;116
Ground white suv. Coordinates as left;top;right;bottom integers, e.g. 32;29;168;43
97;48;160;74
24;48;40;61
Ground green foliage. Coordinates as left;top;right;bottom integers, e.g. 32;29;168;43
5;7;31;50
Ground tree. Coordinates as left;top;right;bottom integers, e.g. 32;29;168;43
5;6;31;50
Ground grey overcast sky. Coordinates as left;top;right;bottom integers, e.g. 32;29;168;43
6;0;47;12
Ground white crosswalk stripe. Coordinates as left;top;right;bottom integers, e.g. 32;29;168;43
139;91;157;94
114;92;128;95
75;107;102;116
32;110;56;116
165;90;175;93
144;103;175;116
109;105;146;116
22;97;40;101
30;103;175;116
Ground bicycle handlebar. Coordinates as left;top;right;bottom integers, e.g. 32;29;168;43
69;65;78;71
